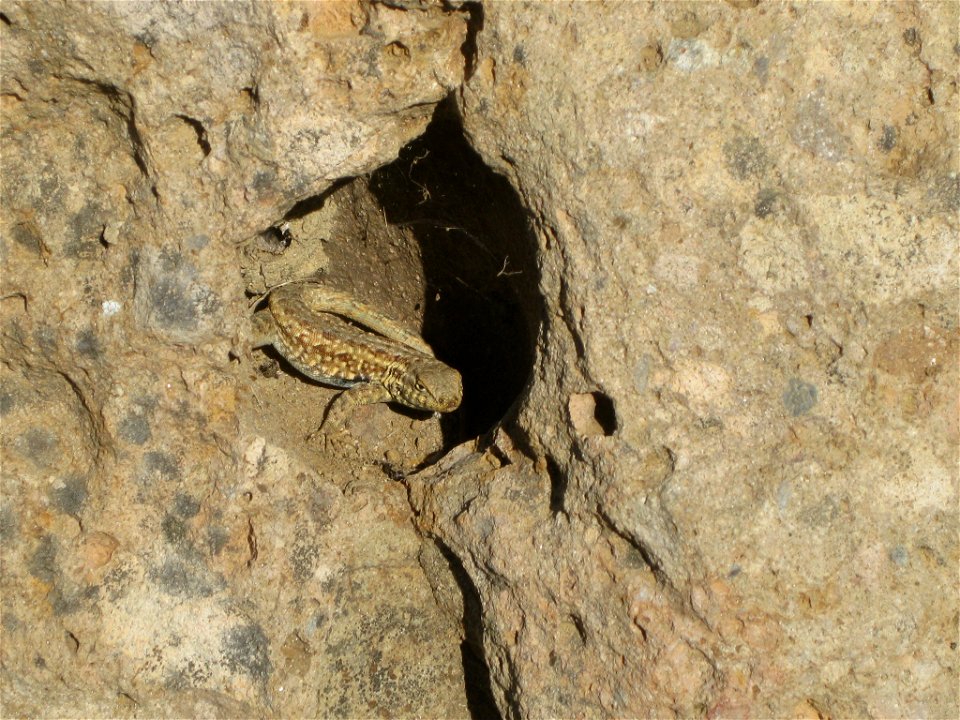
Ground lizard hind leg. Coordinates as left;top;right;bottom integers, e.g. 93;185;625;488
298;283;435;357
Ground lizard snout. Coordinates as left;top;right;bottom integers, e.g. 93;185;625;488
435;368;463;412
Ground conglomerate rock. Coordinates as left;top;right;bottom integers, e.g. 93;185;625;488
2;1;474;717
431;2;958;717
1;1;957;718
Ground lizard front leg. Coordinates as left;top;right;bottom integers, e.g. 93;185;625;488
249;307;278;348
314;381;394;434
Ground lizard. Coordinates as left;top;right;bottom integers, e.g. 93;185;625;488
250;281;463;431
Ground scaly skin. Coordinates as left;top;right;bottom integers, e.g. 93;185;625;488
252;282;462;427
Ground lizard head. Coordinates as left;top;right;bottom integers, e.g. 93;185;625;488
400;361;463;413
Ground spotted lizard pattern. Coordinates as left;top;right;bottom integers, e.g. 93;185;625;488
251;282;462;429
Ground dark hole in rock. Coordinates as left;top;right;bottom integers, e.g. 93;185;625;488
370;97;540;443
568;391;618;438
243;99;539;466
461;641;500;719
546;455;567;515
591;392;618;436
174;114;211;157
569;613;587;644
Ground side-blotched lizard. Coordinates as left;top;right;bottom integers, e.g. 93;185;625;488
251;281;463;429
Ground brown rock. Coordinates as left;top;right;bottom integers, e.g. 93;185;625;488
1;0;957;718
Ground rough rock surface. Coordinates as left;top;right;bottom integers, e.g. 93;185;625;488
2;1;958;719
2;1;477;717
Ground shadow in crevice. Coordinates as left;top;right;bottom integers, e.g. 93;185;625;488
369;97;542;446
590;392;618;435
459;2;484;80
433;540;503;720
545;455;568;515
284;177;352;220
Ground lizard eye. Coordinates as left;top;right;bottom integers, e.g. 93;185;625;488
415;381;427;392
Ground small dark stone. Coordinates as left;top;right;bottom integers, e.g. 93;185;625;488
251;170;275;192
49;584;83;616
878;125;898;152
11;223;42;251
149;277;201;331
173;493;201;519
931;173;959;213
70;203;103;243
291;539;322;582
782;378;818;416
753;56;769;83
118;413;151;445
0;504;17;542
0;390;17;415
221;623;272;682
754;188;779;218
62;238;102;260
32;325;58;354
150;558;217;598
138;248;221;336
161;514;191;550
142;451;180;482
75;329;101;358
50;475;88;517
28;535;58;583
206;526;230;556
20;427;59;467
724;135;768;180
888;545;909;567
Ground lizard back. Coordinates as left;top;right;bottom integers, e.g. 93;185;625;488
265;284;462;413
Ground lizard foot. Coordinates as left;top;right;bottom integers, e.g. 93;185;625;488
307;423;357;455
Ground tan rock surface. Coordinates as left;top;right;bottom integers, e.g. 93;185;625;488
438;2;958;717
1;1;957;718
2;1;478;717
